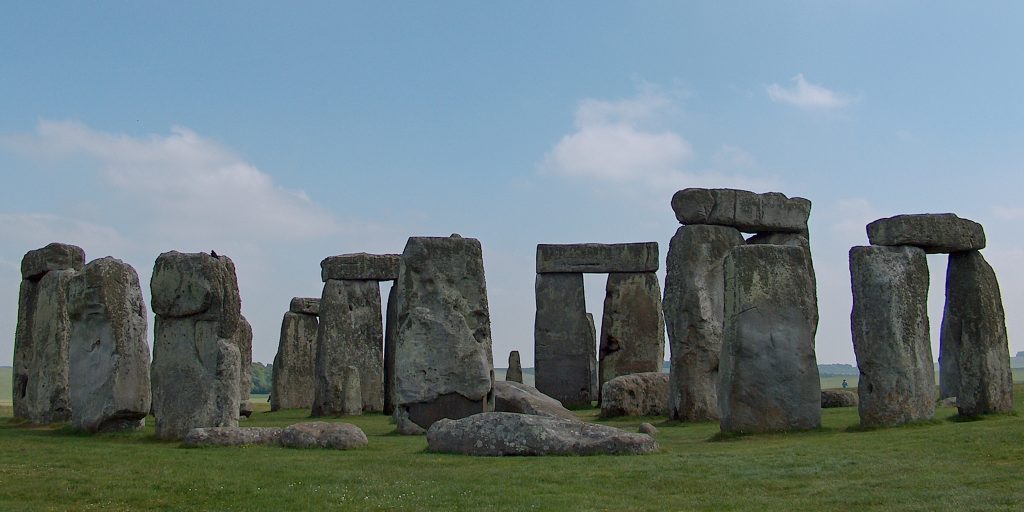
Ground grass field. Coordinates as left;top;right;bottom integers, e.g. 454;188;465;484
0;367;11;407
1;384;1023;510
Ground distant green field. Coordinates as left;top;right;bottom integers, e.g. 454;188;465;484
0;367;11;407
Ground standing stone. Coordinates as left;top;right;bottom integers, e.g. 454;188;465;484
746;232;817;290
506;351;523;383
393;235;494;433
586;313;598;395
850;245;935;427
271;299;319;411
535;272;594;408
150;251;242;440
383;282;398;414
940;251;1013;416
664;224;744;422
67;257;151;432
13;242;84;424
598;272;666;400
234;315;253;418
313;279;383;415
719;245;820;433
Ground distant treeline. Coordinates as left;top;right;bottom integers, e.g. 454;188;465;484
251;363;272;395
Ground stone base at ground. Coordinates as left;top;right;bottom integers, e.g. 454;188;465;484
600;372;669;418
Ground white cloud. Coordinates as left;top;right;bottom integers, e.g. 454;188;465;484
767;74;852;110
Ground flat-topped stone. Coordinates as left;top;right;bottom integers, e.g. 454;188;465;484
21;242;85;281
321;253;400;282
866;214;985;253
289;297;320;315
671;188;810;233
536;243;659;273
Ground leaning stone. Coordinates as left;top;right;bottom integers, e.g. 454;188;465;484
271;311;319;411
506;351;524;383
233;316;253;418
183;427;283;447
664;225;744;422
536;243;659;273
866;214;985;254
313;279;383;414
320;253;401;282
20;242;85;281
599;272;665;399
720;245;820;433
821;390;858;408
671;188;811;233
493;381;577;421
150;251;241;338
426;412;659;456
850;245;935;427
280;422;368;450
67;257;151;433
600;372;669;418
288;297;320;316
940;251;1013;416
638;423;658;435
534;272;594;408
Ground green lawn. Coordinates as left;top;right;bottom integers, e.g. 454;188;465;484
1;384;1023;511
0;367;10;407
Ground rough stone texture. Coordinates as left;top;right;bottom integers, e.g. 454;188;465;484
719;245;820;433
493;381;577;421
534;272;594;408
321;253;401;282
940;251;1013;416
312;362;363;417
280;422;368;450
234;315;253;418
67;257;151;433
638;422;658;435
663;225;745;422
586;313;598;394
313;279;383;414
850;245;935;427
671;188;811;233
383;282;398;414
183;427;283;447
393;235;494;432
289;297;320;315
600;372;669;418
866;214;985;254
150;251;242;439
20;242;85;281
598;272;666;400
506;351;523;383
271;311;318;411
536;243;659;274
426;412;659;456
821;390;858;408
746;232;817;290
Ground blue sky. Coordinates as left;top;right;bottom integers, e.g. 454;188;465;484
1;2;1021;366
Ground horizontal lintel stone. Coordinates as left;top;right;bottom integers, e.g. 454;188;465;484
866;214;985;254
671;188;810;233
321;253;401;282
536;243;659;273
289;297;321;315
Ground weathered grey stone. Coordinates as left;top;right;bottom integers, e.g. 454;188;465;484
493;381;577;421
598;272;666;400
671;188;811;233
233;316;253;418
383;282;398;414
20;242;85;281
850;245;935;427
150;251;241;338
940;251;1013;416
534;272;594;408
313;279;383;414
289;297;320;315
13;269;76;423
664;225;745;422
312;362;363;417
506;351;523;383
536;243;659;273
321;253;401;282
271;311;318;411
600;372;669;418
426;412;659;456
393;235;494;432
67;257;151;433
821;390;858;408
183;427;283;447
587;313;598;394
866;214;985;254
638;422;658;435
746;232;817;290
720;245;820;433
279;422;368;450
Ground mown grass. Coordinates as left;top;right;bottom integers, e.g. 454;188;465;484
1;385;1023;511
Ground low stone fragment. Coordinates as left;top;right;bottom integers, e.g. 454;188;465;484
599;272;665;399
289;297;320;316
279;422;368;450
506;351;523;383
20;242;85;281
534;272;594;408
600;372;669;418
536;243;659;273
821;390;858;408
183;427;283;447
313;279;383;414
638;423;658;435
866;213;985;254
493;381;577;421
321;253;400;282
426;412;659;456
671;188;811;233
271;310;318;411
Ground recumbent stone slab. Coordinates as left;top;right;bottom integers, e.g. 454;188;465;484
493;380;577;421
536;243;659;273
271;310;319;411
600;372;669;418
599;272;666;400
313;279;384;414
183;427;283;447
279;422;368;450
289;297;320;315
321;253;400;282
534;272;595;408
866;213;985;254
671;188;811;233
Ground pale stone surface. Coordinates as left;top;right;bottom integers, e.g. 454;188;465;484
867;214;985;254
279;422;368;450
313;279;383;414
536;243;659;273
600;372;669;418
183;427;283;447
150;251;241;338
671;188;811;233
821;390;858;408
850;245;935;427
719;245;820;433
20;242;85;280
493;381;577;421
506;351;523;383
664;225;745;422
534;272;594;408
940;251;1013;416
271;311;318;411
233;315;253;418
321;253;401;282
598;272;666;400
67;257;151;433
426;412;659;456
289;297;320;315
393;235;494;432
383;282;398;414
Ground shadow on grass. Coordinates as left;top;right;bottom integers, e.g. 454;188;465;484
945;410;1018;423
844;418;944;433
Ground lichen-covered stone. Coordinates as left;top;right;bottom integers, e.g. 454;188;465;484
821;390;858;408
320;253;400;282
671;188;811;233
279;422;368;450
313;279;383;414
599;272;665;399
271;311;318;411
866;214;985;254
150;251;241;338
20;242;85;281
493;381;577;421
534;272;594;408
289;297;320;315
600;372;669;418
183;427;283;447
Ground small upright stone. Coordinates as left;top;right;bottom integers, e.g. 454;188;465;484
599;272;665;399
506;351;523;383
671;188;810;233
234;316;253;418
320;253;401;282
271;305;318;411
313;279;383;414
866;214;985;254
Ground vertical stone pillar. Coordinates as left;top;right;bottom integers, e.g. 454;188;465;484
271;298;319;411
850;245;934;427
313;279;383;415
534;272;594;407
598;272;665;400
383;282;398;415
506;351;523;383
